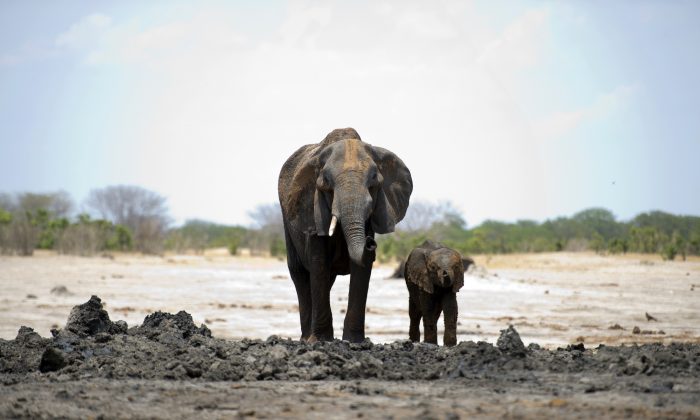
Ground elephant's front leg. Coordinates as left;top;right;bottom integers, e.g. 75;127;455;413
342;261;372;342
420;291;439;345
442;292;458;347
290;268;312;341
308;240;333;342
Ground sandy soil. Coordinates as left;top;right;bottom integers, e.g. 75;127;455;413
2;251;698;347
5;377;700;419
1;251;699;419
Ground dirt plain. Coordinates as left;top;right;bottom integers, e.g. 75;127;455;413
1;251;699;418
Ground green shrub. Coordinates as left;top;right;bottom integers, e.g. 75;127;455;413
0;208;12;225
661;244;677;261
608;238;628;254
228;237;241;255
105;225;133;251
269;237;286;257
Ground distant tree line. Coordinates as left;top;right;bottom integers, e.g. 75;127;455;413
163;203;285;258
0;187;161;256
376;202;700;262
0;186;285;257
2;189;697;262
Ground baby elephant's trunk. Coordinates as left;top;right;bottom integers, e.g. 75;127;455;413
439;269;453;288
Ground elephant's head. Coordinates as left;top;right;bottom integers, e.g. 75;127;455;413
407;245;465;294
290;128;412;266
425;248;465;292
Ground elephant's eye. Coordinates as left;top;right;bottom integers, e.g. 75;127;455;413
317;172;333;190
368;169;379;186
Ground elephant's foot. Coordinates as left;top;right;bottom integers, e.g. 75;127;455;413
423;324;438;345
307;332;333;343
409;326;420;342
342;329;365;343
423;332;438;345
443;334;457;347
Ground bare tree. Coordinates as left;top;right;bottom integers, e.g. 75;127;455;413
398;200;462;232
85;185;170;253
0;191;74;217
17;191;74;218
248;203;283;230
246;203;285;256
56;221;106;256
0;193;13;212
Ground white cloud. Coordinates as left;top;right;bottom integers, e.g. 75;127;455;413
592;84;638;117
531;84;638;141
55;13;112;49
531;110;587;141
477;8;549;90
12;2;566;225
277;3;331;47
394;8;460;40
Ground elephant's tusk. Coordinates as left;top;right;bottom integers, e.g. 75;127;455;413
328;215;338;236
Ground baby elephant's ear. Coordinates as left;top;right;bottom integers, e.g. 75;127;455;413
452;269;464;293
462;257;475;272
406;249;432;293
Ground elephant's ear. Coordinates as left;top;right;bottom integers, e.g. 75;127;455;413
370;146;413;234
314;189;332;236
406;248;432;294
452;267;464;293
462;257;475;273
284;146;322;231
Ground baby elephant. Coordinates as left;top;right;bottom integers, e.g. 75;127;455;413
404;240;471;346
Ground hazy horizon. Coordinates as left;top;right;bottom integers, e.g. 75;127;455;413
2;1;699;227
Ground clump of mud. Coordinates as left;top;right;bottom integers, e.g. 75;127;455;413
1;296;699;385
497;325;527;357
65;296;127;337
50;285;73;296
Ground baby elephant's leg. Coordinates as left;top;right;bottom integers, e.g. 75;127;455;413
408;297;421;342
420;292;439;344
442;292;458;347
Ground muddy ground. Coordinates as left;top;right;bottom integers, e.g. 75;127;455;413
1;296;699;419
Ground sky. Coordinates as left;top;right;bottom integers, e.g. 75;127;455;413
1;0;699;227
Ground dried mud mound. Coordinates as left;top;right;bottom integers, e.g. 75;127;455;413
2;296;700;385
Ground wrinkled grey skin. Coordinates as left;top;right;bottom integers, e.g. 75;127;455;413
391;256;475;279
278;128;412;343
405;241;470;346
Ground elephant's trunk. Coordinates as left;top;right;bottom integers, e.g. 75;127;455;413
334;180;376;267
342;218;374;267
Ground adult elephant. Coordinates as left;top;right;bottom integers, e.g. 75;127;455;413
278;128;412;343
